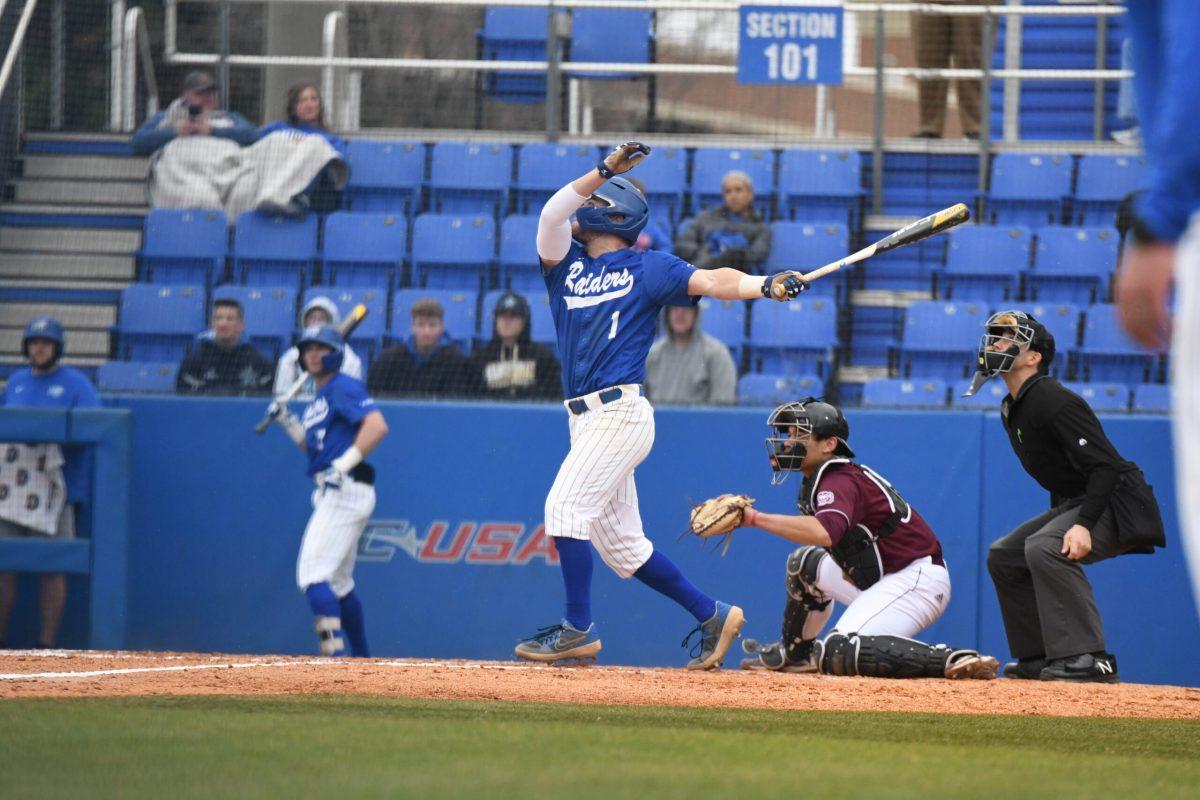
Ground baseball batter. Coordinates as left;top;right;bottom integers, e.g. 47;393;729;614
268;324;387;657
1116;2;1200;615
697;399;997;679
515;142;808;669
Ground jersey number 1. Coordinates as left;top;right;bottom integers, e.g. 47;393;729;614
608;310;620;340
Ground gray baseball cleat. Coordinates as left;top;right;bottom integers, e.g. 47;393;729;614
739;639;818;673
684;601;745;670
515;620;602;665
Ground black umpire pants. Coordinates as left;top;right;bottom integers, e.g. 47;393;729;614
986;502;1128;661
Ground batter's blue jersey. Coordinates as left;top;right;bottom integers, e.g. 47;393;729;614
3;366;101;501
544;242;697;397
301;373;378;476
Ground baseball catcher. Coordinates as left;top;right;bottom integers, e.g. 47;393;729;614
689;398;999;680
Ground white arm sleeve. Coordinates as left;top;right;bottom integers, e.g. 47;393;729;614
537;184;589;263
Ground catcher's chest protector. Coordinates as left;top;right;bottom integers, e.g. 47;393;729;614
798;459;912;590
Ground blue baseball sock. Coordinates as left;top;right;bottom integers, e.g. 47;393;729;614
339;590;370;658
554;537;593;630
305;582;347;656
633;550;716;623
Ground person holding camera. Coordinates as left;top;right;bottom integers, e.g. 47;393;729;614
132;71;258;156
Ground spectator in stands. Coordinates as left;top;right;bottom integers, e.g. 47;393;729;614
645;305;737;405
176;298;274;395
626;178;674;254
259;82;346;212
469;292;561;401
910;1;997;140
675;171;771;272
274;296;364;401
131;71;258;156
0;317;100;649
368;299;471;397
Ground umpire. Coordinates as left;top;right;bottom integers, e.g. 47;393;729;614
964;311;1165;683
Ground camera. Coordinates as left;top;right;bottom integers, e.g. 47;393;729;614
187;103;203;118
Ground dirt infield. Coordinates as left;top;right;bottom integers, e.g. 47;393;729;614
2;650;1199;719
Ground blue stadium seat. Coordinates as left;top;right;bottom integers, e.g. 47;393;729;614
764;222;849;300
777;150;863;227
97;361;179;394
1074;154;1146;226
696;297;747;362
118;284;206;362
748;297;838;377
568;9;653;80
411;213;497;289
630;146;688;226
139;209;228;288
212;284;297;360
893;299;990;381
498;214;543;292
391;288;479;347
691;148;776;218
950;378;1009;409
321;211;406;289
480;289;556;345
1063;381;1130;413
1132;383;1170;414
429;141;513;217
737;373;823;407
941;225;1031;303
301;287;388;361
861;378;948;409
514;143;599;213
232;212;319;290
344;140;425;215
477;8;555;103
1028;226;1119;304
1029;302;1081;377
1079;303;1159;384
985;153;1073;226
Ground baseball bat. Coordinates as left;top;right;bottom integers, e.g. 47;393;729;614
800;203;971;284
253;303;369;434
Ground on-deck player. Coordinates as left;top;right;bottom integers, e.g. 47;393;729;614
735;399;998;679
515;142;808;669
268;325;388;657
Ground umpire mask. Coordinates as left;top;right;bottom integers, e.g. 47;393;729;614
964;310;1051;396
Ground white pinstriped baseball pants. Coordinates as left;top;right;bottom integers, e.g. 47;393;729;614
805;555;951;638
297;479;376;597
545;395;655;578
1173;213;1200;617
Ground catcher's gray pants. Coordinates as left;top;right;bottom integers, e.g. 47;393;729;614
986;503;1126;661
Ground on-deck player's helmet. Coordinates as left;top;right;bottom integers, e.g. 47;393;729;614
963;310;1055;396
575;177;649;244
22;316;65;363
765;398;855;485
297;324;344;374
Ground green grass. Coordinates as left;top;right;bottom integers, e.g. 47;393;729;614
1;695;1198;799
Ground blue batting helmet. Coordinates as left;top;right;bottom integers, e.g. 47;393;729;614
575;177;649;244
22;316;65;363
297;324;344;374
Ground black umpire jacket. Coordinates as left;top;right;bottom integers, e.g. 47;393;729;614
1000;374;1165;552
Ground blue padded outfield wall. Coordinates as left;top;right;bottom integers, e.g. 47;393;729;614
89;398;1195;685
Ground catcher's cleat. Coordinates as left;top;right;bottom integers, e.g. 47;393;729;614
944;650;1000;680
739;639;818;673
684;601;745;670
1002;657;1046;680
515;621;602;665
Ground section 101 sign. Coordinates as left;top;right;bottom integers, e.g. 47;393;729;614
737;5;844;85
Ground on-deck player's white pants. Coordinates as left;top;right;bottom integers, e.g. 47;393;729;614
297;478;376;597
545;395;655;578
1173;212;1200;616
804;555;951;638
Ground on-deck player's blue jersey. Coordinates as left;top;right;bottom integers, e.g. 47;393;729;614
301;373;378;476
3;365;101;501
545;241;697;397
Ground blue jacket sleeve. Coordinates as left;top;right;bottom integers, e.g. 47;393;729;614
1128;0;1200;242
212;113;260;147
131;110;174;155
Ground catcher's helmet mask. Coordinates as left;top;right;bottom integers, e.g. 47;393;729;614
765;398;855;485
297;324;345;375
964;310;1055;396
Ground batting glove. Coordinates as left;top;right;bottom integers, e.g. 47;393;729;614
316;466;346;492
598;142;651;178
762;271;809;301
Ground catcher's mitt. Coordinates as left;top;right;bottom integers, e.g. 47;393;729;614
688;494;755;556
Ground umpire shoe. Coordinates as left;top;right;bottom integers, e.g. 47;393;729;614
514;620;601;664
739;639;818;673
1039;652;1120;684
1002;657;1046;680
685;601;745;670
